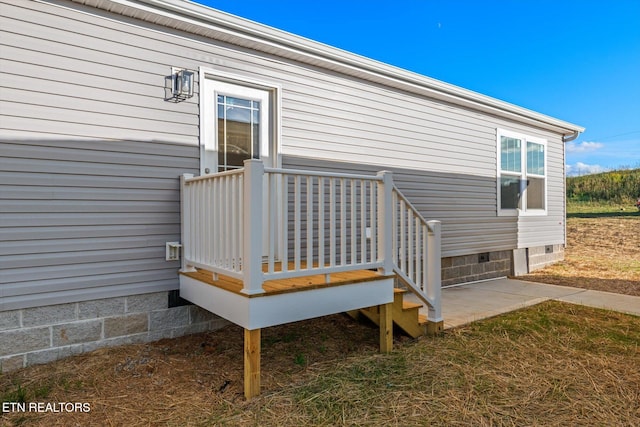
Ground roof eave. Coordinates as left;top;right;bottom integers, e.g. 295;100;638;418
69;0;585;135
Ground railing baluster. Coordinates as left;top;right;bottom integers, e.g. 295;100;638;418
268;172;276;274
399;199;405;273
360;180;366;264
350;179;356;265
281;174;288;272
329;178;336;267
318;177;325;268
225;176;231;269
370;180;376;264
238;175;243;272
340;178;346;266
415;216;420;285
216;178;222;267
408;206;413;281
231;175;237;271
306;175;313;270
191;181;198;264
294;175;301;271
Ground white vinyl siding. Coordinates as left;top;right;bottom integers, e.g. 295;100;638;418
0;139;199;310
1;0;567;308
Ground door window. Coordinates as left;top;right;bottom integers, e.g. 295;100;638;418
200;78;271;174
217;95;261;172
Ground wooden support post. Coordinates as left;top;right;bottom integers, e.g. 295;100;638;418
379;302;393;353
244;328;261;399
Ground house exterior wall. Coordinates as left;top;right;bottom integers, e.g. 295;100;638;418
1;139;198;310
1;0;569;367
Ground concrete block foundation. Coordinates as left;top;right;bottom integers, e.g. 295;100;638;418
0;291;228;373
441;250;513;286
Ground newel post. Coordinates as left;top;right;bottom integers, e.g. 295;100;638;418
180;173;196;273
426;220;443;333
241;159;265;295
376;171;394;275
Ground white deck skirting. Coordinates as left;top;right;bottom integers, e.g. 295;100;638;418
179;274;395;329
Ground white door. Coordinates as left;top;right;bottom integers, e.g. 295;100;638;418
201;78;276;258
201;80;272;173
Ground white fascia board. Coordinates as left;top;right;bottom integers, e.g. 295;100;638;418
71;0;584;135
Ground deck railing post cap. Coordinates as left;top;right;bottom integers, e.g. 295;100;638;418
426;219;441;233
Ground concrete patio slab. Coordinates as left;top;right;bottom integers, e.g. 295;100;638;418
406;278;639;330
556;290;640;316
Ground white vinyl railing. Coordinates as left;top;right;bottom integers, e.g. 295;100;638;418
392;188;442;323
180;169;244;280
262;167;384;280
181;159;441;323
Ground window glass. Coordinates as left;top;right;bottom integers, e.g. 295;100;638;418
527;177;545;210
217;95;261;171
500;176;521;210
527;142;545;176
500;136;522;173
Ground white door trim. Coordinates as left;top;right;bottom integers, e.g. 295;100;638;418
199;67;282;175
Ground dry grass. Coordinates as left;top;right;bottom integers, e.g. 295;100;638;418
521;216;640;296
2;215;639;426
2;303;638;426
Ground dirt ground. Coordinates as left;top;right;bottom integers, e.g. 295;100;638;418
1;215;638;426
521;216;640;296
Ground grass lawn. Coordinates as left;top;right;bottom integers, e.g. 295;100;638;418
521;214;640;296
1;302;638;426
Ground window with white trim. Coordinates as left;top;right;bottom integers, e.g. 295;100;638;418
497;129;547;215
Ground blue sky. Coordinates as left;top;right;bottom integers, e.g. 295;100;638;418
200;0;640;175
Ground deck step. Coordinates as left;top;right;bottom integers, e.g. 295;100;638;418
402;301;422;311
350;288;427;339
418;313;428;325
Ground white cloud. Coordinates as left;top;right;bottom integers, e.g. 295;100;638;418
566;162;608;176
566;141;604;153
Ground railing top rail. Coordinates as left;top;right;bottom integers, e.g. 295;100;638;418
264;167;383;181
392;185;433;227
184;169;244;183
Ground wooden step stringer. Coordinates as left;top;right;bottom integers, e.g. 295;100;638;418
348;288;428;338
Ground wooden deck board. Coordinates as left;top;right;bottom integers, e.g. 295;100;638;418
180;263;383;298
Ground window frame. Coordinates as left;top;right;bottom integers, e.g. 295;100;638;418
496;128;548;217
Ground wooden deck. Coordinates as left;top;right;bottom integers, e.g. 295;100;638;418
180;263;382;297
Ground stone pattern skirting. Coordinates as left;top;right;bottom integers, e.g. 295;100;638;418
441;250;513;287
0;292;228;373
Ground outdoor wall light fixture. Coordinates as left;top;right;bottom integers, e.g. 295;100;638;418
170;67;194;101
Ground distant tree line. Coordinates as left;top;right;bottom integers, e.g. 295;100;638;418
566;168;640;203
